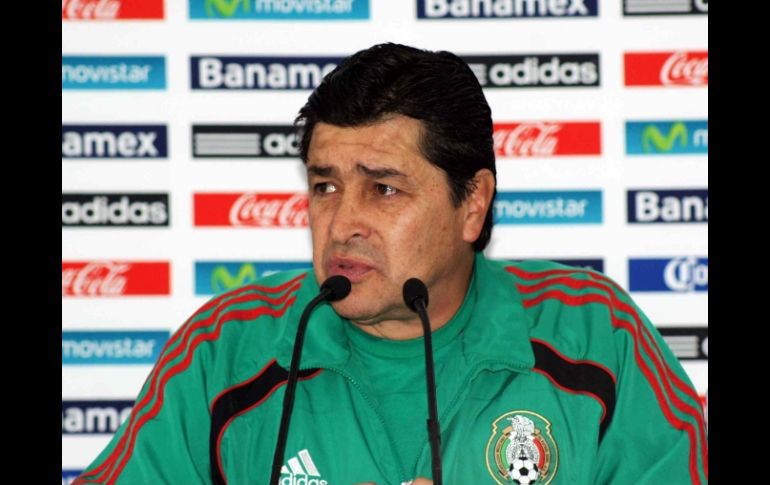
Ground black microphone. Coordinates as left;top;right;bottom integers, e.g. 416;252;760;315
269;275;351;485
403;278;443;485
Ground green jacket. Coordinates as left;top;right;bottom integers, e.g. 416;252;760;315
75;253;707;485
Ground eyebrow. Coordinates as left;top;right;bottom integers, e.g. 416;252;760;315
307;165;333;177
357;164;407;179
307;163;408;180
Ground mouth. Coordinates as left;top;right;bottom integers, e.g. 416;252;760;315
326;257;375;284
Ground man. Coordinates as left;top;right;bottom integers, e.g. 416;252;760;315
74;44;708;485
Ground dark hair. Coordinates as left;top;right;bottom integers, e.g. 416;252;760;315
295;43;497;251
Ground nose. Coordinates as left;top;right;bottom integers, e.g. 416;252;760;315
328;190;372;245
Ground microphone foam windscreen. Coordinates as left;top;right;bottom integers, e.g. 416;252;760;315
403;277;429;312
321;275;352;301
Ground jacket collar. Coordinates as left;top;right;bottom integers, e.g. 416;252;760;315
275;252;535;373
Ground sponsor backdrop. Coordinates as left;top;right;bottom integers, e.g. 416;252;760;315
62;0;707;475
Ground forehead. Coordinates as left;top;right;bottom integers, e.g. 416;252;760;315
307;116;427;169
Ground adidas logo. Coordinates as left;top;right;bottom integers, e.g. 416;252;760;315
280;448;328;485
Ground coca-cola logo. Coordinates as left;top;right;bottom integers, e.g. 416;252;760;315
62;0;120;19
228;193;309;227
661;52;708;86
62;262;129;296
494;123;561;157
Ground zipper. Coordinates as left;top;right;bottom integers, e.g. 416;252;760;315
407;359;530;475
302;364;410;485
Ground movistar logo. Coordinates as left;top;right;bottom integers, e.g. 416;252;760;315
211;264;258;292
206;0;250;17
642;122;687;153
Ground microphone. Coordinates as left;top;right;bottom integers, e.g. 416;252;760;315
320;275;352;302
403;278;443;485
269;275;351;485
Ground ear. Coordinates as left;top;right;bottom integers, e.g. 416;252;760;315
461;168;496;244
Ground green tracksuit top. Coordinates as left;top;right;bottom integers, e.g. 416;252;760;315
74;252;708;485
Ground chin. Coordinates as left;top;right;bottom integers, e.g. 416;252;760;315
328;299;375;322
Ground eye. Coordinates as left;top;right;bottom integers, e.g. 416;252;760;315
313;182;337;194
376;184;398;196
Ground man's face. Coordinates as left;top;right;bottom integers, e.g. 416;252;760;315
306;116;475;325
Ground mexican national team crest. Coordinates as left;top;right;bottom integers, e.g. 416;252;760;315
485;411;558;485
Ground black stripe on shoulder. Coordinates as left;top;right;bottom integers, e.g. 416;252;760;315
532;340;616;440
209;361;320;485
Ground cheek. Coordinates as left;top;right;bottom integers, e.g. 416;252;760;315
421;209;464;254
386;210;440;262
309;208;329;255
308;202;327;231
